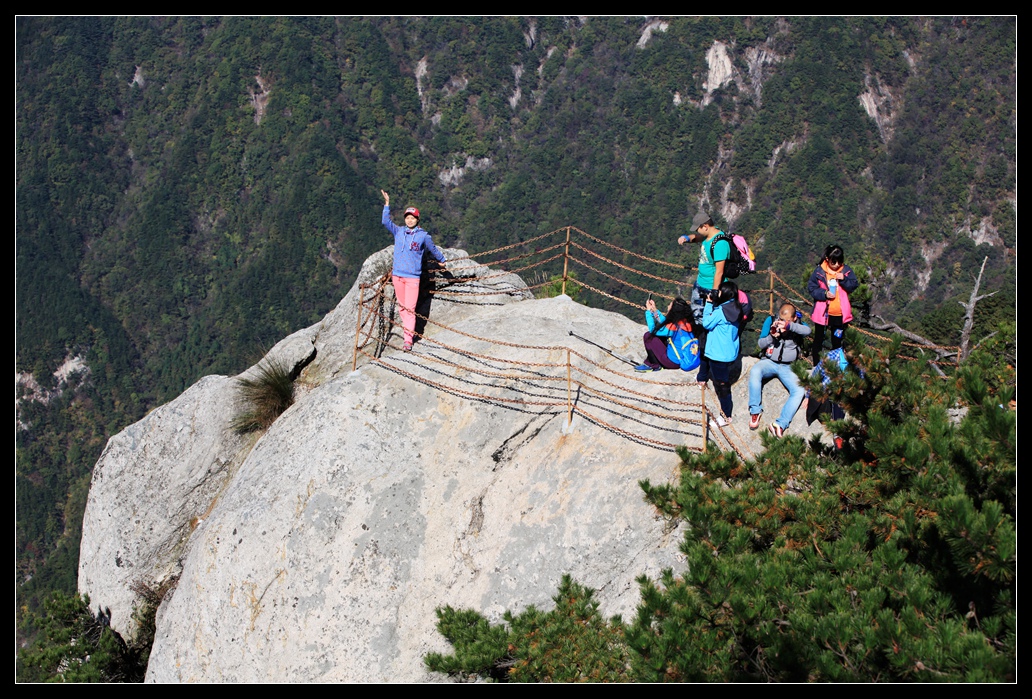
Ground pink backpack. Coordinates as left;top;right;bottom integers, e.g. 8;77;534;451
710;232;756;278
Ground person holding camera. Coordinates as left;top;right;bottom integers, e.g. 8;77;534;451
701;281;743;426
748;303;811;438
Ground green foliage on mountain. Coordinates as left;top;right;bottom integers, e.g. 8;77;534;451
425;338;1016;682
16;16;1014;661
17;590;154;682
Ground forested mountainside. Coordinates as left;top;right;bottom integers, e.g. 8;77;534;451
16;17;1014;640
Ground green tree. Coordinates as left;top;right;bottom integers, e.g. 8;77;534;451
18;592;144;682
538;271;583;302
426;576;630;682
630;336;1014;681
427;336;1015;682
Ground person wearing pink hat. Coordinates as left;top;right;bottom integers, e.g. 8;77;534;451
381;190;446;351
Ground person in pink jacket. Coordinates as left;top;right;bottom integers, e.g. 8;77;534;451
807;245;858;365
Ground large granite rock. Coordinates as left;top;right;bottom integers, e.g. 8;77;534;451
78;248;826;682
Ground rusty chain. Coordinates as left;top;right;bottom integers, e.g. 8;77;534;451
569;241;686;286
443;241;567;272
569;255;673;302
572;227;686;269
445;227;566;265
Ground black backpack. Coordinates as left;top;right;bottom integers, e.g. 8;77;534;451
710;232;755;279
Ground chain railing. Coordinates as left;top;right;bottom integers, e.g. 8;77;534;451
352;274;728;454
350;226;958;457
434;226;959;357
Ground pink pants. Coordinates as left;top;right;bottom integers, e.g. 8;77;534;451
392;276;420;345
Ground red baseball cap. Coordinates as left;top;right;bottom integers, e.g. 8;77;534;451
404;207;420;220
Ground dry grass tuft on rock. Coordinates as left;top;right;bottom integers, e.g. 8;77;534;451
231;359;295;433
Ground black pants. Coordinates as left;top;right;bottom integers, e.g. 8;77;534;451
812;316;846;365
702;357;734;418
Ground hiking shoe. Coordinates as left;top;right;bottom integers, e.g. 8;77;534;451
403;342;413;352
749;413;762;430
768;422;784;438
634;364;660;372
713;414;731;428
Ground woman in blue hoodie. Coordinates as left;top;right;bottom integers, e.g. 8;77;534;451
381;190;446;351
702;281;742;426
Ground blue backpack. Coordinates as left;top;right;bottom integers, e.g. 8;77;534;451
666;324;701;371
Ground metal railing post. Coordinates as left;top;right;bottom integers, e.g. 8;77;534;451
352;282;366;371
768;268;775;317
701;383;709;451
561;226;571;296
566;348;573;427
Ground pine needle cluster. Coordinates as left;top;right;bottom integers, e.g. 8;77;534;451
17;586;168;683
630;333;1015;681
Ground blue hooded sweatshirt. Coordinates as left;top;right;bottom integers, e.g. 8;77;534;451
382;205;445;278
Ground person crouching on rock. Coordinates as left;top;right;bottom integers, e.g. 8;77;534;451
381;189;446;351
636;297;695;372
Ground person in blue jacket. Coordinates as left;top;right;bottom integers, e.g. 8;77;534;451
702;281;743;426
635;297;695;372
381;190;446;350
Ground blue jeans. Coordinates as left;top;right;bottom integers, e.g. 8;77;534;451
748;359;805;431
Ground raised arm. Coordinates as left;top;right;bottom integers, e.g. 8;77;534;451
645;309;669;335
702;301;722;331
787;321;811;337
381;190;401;235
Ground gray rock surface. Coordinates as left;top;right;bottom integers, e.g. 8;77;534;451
77;374;245;636
79;247;827;682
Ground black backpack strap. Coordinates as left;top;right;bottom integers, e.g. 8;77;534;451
708;232;726;260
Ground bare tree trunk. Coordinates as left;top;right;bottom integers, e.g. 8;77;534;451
959;256;997;362
868;317;943;349
868;316;954;377
870;255;996;371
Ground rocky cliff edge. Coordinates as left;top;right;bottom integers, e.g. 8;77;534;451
78;247;818;682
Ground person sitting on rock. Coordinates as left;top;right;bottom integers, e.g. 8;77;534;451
748;302;811;438
635;297;696;372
